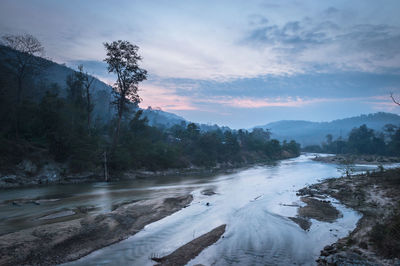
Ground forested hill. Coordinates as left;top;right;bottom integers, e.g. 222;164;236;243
255;112;400;146
0;45;189;128
1;39;301;181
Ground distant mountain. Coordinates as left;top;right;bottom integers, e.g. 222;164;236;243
255;112;400;146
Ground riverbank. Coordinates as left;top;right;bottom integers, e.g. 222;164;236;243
0;153;296;189
0;194;193;265
0;161;248;189
312;154;400;165
298;168;400;265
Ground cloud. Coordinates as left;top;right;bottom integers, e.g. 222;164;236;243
2;0;400;81
323;7;339;15
139;83;198;111
244;15;400;74
362;94;400;112
197;95;395;109
199;96;330;108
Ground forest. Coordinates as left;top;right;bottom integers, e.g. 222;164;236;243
0;35;300;176
303;124;400;156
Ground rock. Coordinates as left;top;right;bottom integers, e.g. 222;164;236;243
201;189;216;196
320;250;330;257
12;201;21;207
289;216;312;231
39;210;76;220
359;241;368;249
1;175;18;183
18;160;37;174
38;163;61;183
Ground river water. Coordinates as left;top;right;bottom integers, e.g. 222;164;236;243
1;154;389;265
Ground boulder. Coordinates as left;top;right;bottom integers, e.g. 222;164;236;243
18;160;37;174
1;175;18;183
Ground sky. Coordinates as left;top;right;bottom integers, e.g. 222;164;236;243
1;0;400;128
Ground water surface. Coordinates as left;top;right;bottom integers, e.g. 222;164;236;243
66;154;366;265
2;154;390;265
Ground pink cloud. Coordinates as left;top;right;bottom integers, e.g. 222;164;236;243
196;95;400;110
198;96;333;108
139;84;198;111
362;96;400;112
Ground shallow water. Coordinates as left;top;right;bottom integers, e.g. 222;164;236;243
0;171;218;235
64;154;373;266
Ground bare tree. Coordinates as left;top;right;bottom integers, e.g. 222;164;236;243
1;34;45;102
103;40;147;146
1;33;45;138
390;92;400;106
77;65;95;132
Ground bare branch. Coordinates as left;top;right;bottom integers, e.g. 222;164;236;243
1;33;44;57
390;92;400;106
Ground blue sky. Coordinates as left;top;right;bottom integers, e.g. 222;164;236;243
1;0;400;128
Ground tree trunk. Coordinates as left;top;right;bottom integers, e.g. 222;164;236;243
103;151;109;182
86;91;91;134
15;77;23;139
112;100;123;150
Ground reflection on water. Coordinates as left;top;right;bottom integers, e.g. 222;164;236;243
1;154;391;265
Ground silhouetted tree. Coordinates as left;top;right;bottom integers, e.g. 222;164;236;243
1;34;45;138
77;65;95;132
326;134;333;145
103;40;147;146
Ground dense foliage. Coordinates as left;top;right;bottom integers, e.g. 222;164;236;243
303;124;400;156
0;41;300;175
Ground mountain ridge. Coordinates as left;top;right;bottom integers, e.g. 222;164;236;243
255;112;400;146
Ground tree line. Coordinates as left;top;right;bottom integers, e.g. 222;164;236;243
303;124;400;156
0;34;300;176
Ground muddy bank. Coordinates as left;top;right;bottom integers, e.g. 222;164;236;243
312;154;400;165
298;168;400;265
289;197;341;231
0;194;193;266
152;224;226;266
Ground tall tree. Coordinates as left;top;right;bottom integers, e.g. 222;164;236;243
78;65;95;132
103;40;147;145
1;34;45;138
66;65;95;132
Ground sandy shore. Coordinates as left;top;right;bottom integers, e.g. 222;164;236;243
298;168;400;265
0;194;193;266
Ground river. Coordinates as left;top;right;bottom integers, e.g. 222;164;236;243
0;154;388;265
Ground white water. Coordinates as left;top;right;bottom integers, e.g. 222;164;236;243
67;154;367;265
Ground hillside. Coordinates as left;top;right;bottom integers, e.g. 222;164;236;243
255;112;400;146
0;45;188;128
